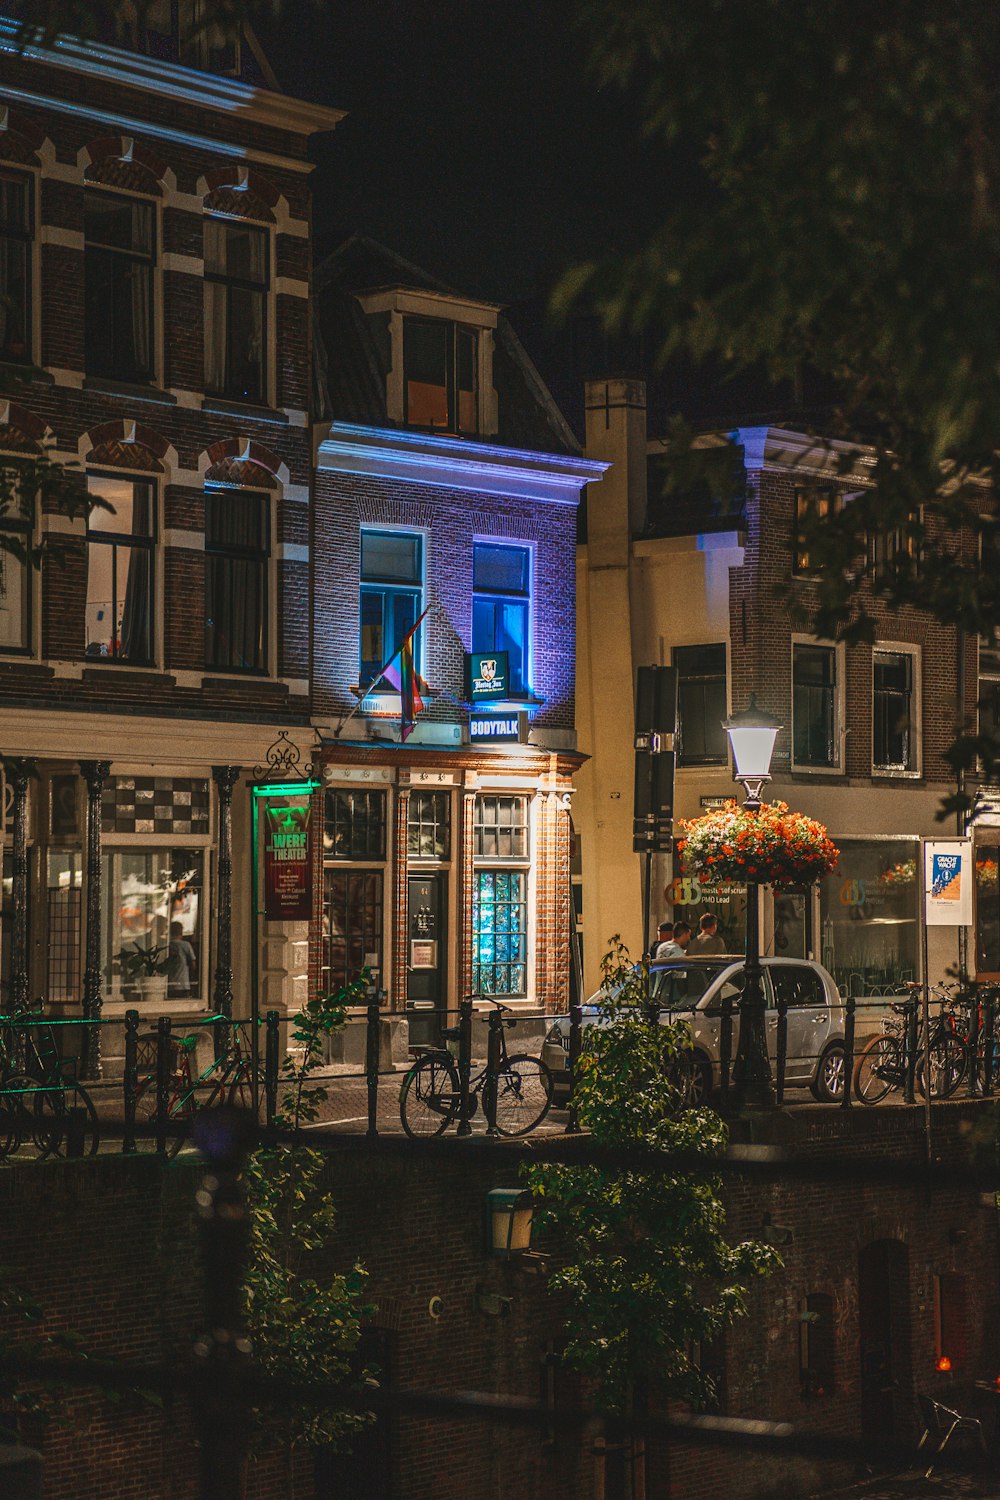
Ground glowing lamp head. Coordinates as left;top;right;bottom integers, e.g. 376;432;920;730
937;1356;952;1373
724;696;782;782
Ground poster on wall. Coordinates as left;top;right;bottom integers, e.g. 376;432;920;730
923;838;973;927
263;798;313;921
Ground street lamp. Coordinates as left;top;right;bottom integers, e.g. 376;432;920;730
724;696;782;1108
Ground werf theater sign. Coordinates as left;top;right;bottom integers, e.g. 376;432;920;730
263;798;313;920
465;650;509;702
924;838;973;927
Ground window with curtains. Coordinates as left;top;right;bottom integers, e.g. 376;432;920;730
792;643;839;768
473;795;529;996
85;472;155;662
793;487;842;577
0;171;31;364
204;217;268;403
403;318;477;433
204;487;270;673
472;543;530;696
84;190;155;383
359;530;422;686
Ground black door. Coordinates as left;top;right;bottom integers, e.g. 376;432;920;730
859;1239;911;1443
406;874;447;1048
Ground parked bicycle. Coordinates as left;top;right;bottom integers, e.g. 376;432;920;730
134;1021;254;1154
0;1005;99;1160
854;982;968;1104
399;1000;554;1139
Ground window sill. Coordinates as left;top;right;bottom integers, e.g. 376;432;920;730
871;767;922;781
0;359;52;385
83;376;177;406
790;763;845;777
201;396;287;425
82;662;164;678
202;674;288;693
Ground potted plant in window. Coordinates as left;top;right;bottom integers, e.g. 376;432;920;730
116;941;170;1002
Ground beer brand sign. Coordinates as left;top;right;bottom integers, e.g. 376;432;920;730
465;650;509;702
263;799;313;921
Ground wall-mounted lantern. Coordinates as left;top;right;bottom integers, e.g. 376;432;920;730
487;1187;534;1258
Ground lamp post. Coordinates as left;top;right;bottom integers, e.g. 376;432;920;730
724;696;782;1109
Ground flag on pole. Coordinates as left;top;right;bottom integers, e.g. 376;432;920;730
382;609;430;742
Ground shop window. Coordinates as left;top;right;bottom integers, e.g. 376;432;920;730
793;487;842;577
800;1293;836;1398
818;838;919;997
204;217;268;403
473;870;527;996
0;464;32;653
674;644;727;765
46;851;81;1003
102;847;204;1001
873;647;918;772
474;795;529;859
934;1274;968;1374
85;472;155;663
322;869;383;993
324;789;386;861
205;487;269;673
792;643;838;768
407;791;450;859
84;190;155;383
359;530;422;687
403;318;477;433
0;171;31;364
472;543;529;696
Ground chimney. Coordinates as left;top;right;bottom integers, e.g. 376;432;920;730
583;378;647;562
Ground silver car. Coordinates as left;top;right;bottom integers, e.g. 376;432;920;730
542;956;847;1106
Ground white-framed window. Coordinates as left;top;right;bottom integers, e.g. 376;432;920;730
85;470;157;664
791;638;844;772
979;634;1000;749
359;528;424;687
472;794;530;997
872;642;921;776
472;541;531;696
84;188;156;384
204;483;271;674
403;317;478;434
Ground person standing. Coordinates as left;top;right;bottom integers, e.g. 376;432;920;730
656;920;691;958
653;920;674;959
690;913;726;955
167;920;196;997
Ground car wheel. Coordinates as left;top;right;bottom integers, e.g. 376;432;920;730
812;1042;847;1103
684;1052;714;1108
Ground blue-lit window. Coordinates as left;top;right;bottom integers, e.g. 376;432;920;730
473;795;529;997
472;543;529;696
359;530;422;687
473;872;527;996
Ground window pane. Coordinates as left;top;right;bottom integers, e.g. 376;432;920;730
85;249;154;381
0;538;29;651
674;644;727;765
84;193;153;254
404;320;448;427
473;869;527;996
206;555;266;670
224;284;264;401
0;174;29;233
324;789;386;860
87;473;153;536
793;645;836;767
85;475;154;662
103;848;204;1001
474;544;528;594
204;218;267;284
456;327;477;431
361;531;421;583
359;589;384;683
474;795;528;860
205;490;267;551
874;650;914;769
407;791;450;859
323;869;383;991
0;235;28;360
472;598;495;654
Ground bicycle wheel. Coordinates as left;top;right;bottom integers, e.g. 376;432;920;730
399;1054;459;1138
0;1074;35;1160
493;1055;553;1137
853;1035;900;1105
227;1063;254;1113
918;1035;968;1100
32;1080;100;1159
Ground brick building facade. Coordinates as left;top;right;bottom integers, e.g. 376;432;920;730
0;18;340;1057
311;239;604;1049
575;378;988;998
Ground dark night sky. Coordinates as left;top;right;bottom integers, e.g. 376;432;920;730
254;0;663;304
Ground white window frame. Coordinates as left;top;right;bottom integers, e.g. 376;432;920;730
358;523;428;694
471;789;533;1002
471;535;535;700
871;640;922;779
84;466;161;670
790;635;845;775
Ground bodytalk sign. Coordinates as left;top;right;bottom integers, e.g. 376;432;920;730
465;650;509;702
263;798;313;920
923;838;973;926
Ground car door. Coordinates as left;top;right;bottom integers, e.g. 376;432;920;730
767;964;830;1084
692;965;772;1084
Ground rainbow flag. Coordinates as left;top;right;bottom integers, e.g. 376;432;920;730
382;609;429;742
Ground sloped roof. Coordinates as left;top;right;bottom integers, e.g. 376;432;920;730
313;234;579;456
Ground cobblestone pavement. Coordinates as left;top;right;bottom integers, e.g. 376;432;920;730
818;1468;1000;1499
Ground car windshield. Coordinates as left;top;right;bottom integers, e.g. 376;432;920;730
650;962;732;1010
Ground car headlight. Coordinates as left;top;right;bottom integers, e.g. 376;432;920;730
545;1025;567;1049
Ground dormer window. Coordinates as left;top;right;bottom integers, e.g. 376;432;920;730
403;319;477;434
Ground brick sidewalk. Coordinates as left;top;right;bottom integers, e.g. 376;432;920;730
820;1468;1000;1499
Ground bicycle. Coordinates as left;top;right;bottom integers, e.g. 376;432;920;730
134;1021;254;1154
854;983;968;1105
399;1000;554;1139
0;1005;99;1160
